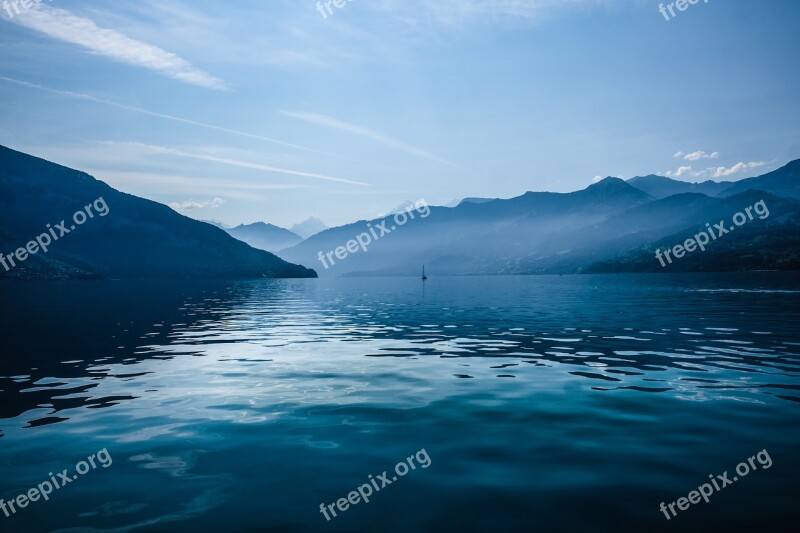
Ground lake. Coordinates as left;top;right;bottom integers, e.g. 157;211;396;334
1;273;799;532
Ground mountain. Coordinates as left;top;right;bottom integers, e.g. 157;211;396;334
279;163;800;276
627;160;800;201
290;216;328;239
442;197;495;208
458;197;497;206
587;191;800;273
719;159;800;200
225;222;303;252
627;174;732;199
279;177;655;276
7;144;795;279
200;219;231;229
0;146;316;280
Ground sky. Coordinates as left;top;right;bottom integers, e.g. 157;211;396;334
1;0;799;228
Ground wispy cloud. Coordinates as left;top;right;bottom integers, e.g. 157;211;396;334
94;170;306;202
281;111;459;167
685;150;719;161
674;150;719;161
169;198;225;211
367;0;611;28
0;77;381;167
116;142;370;186
711;161;765;178
9;5;228;90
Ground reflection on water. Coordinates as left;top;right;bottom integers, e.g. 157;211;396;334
1;273;799;532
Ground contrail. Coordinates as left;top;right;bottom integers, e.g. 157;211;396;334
282;110;461;168
0;76;386;169
114;142;369;186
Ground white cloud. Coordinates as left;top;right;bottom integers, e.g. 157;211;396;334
9;5;228;90
674;150;720;161
592;175;603;183
280;111;459;167
665;165;692;178
684;150;719;161
711;161;766;178
169;198;225;211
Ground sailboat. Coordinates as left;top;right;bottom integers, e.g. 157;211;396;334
421;264;428;281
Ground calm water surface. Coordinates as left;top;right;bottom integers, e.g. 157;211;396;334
1;273;799;532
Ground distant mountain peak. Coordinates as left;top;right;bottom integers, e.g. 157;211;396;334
588;176;627;188
200;219;231;229
233;221;282;230
583;177;651;199
385;201;419;216
458;197;497;207
628;174;669;183
225;222;302;253
290;216;328;239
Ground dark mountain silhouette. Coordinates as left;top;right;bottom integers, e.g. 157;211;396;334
627;160;800;201
719;159;800;200
280;161;800;276
5;145;797;279
588;191;800;272
627;174;732;199
0;146;316;280
279;177;655;276
225;222;303;252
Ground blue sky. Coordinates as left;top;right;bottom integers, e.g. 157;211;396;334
1;0;799;227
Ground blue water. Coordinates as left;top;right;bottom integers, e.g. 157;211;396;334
1;273;799;532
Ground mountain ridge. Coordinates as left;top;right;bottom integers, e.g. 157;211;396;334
627;174;733;199
280;160;800;276
225;222;303;252
0;145;317;280
4;145;797;279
